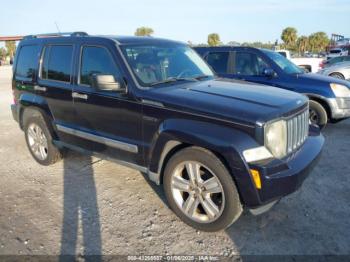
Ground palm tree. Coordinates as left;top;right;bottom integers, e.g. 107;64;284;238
308;32;329;53
134;27;154;36
281;27;298;50
297;36;309;55
207;33;221;46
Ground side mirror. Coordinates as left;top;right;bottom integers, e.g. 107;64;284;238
263;68;276;78
91;74;124;91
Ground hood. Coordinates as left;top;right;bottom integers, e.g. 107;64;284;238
145;79;308;126
294;72;350;87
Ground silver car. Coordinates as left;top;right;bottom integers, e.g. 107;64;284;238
318;61;350;81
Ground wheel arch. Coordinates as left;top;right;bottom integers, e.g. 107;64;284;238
19;97;57;139
146;119;259;206
306;94;332;120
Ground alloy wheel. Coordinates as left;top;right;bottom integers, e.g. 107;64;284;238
27;123;48;161
170;161;225;223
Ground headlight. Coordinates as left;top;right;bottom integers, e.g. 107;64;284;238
330;83;350;97
265;120;287;159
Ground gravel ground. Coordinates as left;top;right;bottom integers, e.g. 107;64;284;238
0;65;349;257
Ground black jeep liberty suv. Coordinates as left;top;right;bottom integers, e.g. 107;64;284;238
11;32;324;231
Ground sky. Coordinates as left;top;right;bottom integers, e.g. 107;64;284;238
1;0;349;45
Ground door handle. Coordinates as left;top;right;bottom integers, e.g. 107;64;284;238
72;92;88;100
34;85;47;92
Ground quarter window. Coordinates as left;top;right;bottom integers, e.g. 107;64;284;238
234;52;269;76
206;52;229;74
41;45;73;82
15;45;40;79
80;46;120;86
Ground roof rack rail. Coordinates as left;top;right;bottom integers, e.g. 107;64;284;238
23;31;88;40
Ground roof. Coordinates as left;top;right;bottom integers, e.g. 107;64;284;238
19;32;185;46
109;35;185;45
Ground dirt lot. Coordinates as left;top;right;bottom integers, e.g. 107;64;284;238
0;65;349;257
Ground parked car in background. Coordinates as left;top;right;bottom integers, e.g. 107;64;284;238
327;47;349;60
11;33;324;231
318;61;350;81
194;46;350;127
277;50;323;73
321;56;350;69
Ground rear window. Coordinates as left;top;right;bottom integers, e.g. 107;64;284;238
15;45;40;79
41;45;73;82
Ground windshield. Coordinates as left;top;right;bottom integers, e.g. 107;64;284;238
263;50;304;74
120;44;214;87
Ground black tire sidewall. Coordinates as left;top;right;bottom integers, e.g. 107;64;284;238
309;100;327;128
24;114;60;166
163;147;242;232
330;73;344;79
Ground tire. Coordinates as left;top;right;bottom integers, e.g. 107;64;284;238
329;72;345;80
23;110;62;165
163;146;242;231
309;100;327;129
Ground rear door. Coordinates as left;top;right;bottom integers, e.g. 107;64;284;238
37;44;77;135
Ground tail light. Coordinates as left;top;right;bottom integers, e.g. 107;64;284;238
319;60;325;69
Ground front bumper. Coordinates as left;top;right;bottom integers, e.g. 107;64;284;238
244;126;324;209
327;97;350;119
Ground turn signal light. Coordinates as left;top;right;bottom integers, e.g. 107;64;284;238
250;169;261;190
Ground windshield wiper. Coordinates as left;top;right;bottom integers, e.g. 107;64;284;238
149;77;198;87
193;75;212;80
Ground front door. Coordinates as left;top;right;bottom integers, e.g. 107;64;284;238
69;44;143;165
230;51;292;91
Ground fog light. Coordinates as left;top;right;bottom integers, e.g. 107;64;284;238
250;169;261;190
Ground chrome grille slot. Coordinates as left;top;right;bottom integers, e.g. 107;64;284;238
286;109;309;154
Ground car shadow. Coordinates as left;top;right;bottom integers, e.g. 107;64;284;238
59;151;102;261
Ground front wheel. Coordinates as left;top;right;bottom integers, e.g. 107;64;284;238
309;100;327;129
329;72;345;80
163;147;242;231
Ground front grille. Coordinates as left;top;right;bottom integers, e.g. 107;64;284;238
286;109;309;154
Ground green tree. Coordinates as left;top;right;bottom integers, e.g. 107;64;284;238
297;36;309;54
308;32;329;53
5;41;16;58
241;41;274;49
281;27;298;50
207;33;221;46
134;27;154;36
0;47;6;60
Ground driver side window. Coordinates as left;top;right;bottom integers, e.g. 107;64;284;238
80;46;121;86
234;52;270;76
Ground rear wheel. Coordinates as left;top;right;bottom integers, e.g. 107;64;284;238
309;100;327;129
163;147;242;231
23;110;62;165
329;72;345;79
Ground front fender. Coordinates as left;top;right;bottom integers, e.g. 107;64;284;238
147;118;261;206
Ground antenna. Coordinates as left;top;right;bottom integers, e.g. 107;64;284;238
54;21;61;34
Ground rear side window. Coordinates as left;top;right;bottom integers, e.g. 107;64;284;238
206;52;229;74
15;45;40;79
41;45;73;82
80;46;120;86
